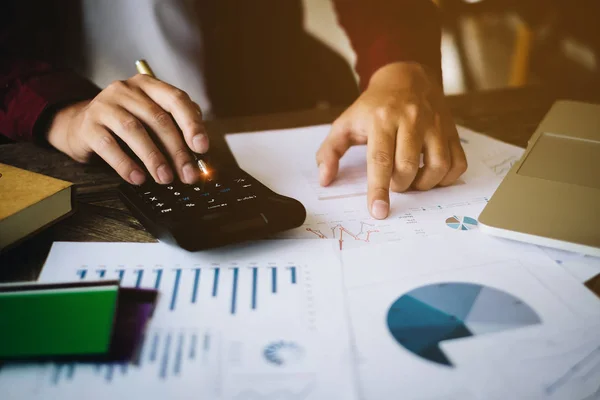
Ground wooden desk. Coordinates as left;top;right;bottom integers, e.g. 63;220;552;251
1;86;599;294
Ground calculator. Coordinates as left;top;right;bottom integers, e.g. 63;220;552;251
118;168;306;251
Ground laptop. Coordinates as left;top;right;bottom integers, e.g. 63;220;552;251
479;100;600;256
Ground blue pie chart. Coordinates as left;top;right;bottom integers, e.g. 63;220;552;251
386;282;541;366
446;216;478;230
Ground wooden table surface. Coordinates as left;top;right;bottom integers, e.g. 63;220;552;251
1;85;599;294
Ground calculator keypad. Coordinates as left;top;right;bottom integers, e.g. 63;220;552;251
134;173;258;219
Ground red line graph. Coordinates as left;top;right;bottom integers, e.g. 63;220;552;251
306;223;379;250
335;224;379;250
305;228;327;239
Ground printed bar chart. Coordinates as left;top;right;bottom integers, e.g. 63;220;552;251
192;268;201;303
0;240;354;400
251;267;258;310
212;268;220;297
231;268;239;315
49;329;216;386
75;264;301;315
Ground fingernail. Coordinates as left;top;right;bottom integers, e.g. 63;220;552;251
192;134;209;153
182;162;198;184
318;163;328;186
372;200;389;220
157;164;173;184
129;169;146;185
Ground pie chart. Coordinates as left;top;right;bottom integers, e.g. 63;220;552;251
386;282;541;366
445;216;478;231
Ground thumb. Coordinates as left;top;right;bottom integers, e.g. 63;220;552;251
316;124;352;186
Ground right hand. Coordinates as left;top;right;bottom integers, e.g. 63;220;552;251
45;74;209;185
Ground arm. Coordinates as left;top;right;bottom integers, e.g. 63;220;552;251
332;0;442;89
1;54;208;185
319;0;466;220
0;1;208;185
0;1;100;143
0;58;101;143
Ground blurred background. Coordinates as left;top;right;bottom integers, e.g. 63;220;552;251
6;0;599;120
304;0;600;95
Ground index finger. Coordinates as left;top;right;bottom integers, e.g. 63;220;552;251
133;75;209;154
367;123;396;220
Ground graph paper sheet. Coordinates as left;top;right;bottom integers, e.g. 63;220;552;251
225;124;525;250
0;240;357;400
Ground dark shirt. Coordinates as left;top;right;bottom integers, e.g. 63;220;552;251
0;0;441;143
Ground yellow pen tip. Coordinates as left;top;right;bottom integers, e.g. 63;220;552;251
197;159;209;176
135;60;155;77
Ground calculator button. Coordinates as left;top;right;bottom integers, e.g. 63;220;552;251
204;181;223;192
164;186;191;201
175;194;199;212
146;194;165;207
232;176;251;185
152;201;171;211
236;194;257;203
207;202;228;210
216;187;233;201
177;202;198;213
132;181;156;194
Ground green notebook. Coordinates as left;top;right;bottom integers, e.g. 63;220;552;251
0;280;157;360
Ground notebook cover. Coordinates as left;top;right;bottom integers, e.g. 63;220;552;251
0;163;74;251
0;163;72;222
0;280;159;361
0;283;118;358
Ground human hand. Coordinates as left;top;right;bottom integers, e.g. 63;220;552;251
45;74;209;185
316;62;467;220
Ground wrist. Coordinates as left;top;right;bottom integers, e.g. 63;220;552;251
44;100;90;152
367;62;438;93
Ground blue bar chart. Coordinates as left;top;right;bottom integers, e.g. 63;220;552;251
49;329;216;386
0;240;352;400
76;263;300;315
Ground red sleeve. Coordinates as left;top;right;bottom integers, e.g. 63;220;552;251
332;0;442;90
0;60;101;142
0;2;100;143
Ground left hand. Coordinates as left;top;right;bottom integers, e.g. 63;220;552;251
316;62;467;220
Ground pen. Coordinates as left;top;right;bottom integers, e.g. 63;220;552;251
135;59;210;177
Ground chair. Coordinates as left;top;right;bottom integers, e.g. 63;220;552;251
436;0;555;90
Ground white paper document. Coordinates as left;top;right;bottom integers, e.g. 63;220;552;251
297;126;522;201
3;124;597;400
441;323;600;400
540;246;600;283
0;240;357;400
339;234;600;400
226;124;525;250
